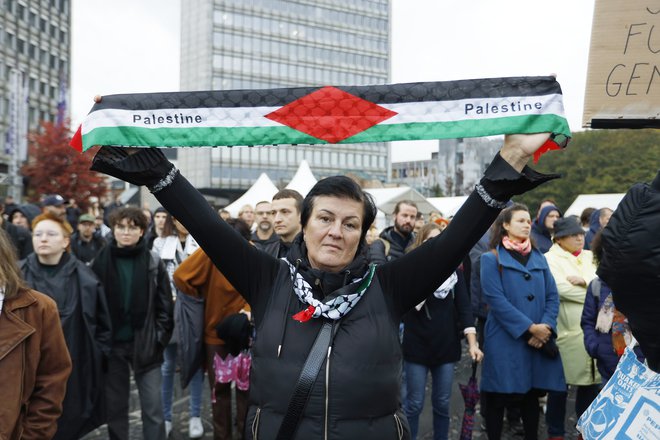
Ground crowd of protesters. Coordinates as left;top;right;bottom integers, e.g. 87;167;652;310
0;163;651;440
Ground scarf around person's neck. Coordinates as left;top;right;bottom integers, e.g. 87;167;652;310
284;236;374;322
71;76;571;163
93;238;150;330
502;235;532;256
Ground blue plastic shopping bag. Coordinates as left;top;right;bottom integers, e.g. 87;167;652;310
577;345;660;439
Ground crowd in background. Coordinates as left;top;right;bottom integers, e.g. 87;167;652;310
0;188;644;440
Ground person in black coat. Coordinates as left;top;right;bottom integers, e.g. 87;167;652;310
91;206;174;440
402;222;482;440
21;212;112;440
598;170;660;372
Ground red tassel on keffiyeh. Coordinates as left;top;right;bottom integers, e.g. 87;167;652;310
292;305;316;323
533;138;562;163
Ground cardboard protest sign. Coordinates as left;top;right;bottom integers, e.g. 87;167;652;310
583;0;660;128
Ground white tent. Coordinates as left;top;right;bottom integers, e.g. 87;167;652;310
426;196;469;218
564;193;625;217
285;159;318;197
365;187;437;216
225;173;279;217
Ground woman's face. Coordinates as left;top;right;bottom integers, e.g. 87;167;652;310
556;233;585;254
504;210;532;241
32;219;69;260
11;212;29;229
303;196;363;273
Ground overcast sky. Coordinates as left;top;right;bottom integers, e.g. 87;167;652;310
71;0;596;162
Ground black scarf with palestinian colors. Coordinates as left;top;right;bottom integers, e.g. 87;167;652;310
71;76;571;161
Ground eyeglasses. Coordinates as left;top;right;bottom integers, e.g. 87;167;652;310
115;225;141;233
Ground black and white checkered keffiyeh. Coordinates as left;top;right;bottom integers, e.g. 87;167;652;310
284;259;376;321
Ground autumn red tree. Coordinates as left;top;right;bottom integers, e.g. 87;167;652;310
21;120;107;205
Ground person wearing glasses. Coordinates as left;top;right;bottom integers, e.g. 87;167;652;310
20;212;112;439
91;206;174;440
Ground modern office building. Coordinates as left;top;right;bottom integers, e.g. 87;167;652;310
391;137;502;197
178;0;390;194
0;0;70;196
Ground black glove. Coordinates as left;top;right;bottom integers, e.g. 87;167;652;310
215;313;252;357
480;153;560;202
90;146;176;190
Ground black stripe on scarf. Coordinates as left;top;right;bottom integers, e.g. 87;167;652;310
89;76;562;111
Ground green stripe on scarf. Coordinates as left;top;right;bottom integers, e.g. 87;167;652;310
71;77;572;152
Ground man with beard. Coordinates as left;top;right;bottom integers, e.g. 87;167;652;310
369;200;418;264
251;200;278;249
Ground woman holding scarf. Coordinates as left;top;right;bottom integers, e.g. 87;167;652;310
91;133;554;440
479;204;566;440
402;223;482;440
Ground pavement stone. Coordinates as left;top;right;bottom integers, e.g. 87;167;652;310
82;347;581;440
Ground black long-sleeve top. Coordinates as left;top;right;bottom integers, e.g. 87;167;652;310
153;153;550;320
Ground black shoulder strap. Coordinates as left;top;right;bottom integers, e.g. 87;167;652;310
276;321;333;440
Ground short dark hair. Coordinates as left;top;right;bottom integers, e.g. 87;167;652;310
272;189;303;213
301;176;377;250
580;207;596;226
109;206;149;230
226;217;251;241
393;200;417;215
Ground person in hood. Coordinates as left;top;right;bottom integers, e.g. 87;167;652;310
1;202;34;259
90;132;556;440
20;212;112;439
584;208;612;250
8;203;41;231
530;204;562;253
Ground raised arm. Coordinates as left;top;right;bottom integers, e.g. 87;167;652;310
91;147;280;302
377;133;559;316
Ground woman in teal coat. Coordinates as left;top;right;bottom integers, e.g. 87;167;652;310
480;204;565;440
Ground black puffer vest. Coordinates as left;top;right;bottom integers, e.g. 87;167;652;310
245;261;410;440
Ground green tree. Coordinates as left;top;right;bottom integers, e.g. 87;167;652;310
516;129;660;212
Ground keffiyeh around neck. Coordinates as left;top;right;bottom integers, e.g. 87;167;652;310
284;258;376;322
